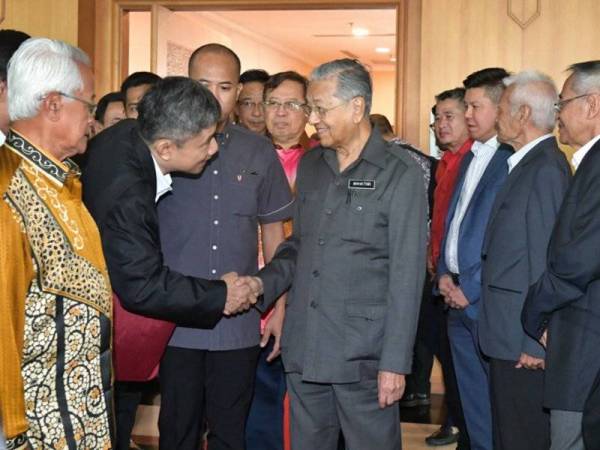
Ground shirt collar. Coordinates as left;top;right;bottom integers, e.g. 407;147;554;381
471;135;499;156
507;134;553;173
151;154;172;203
572;134;600;170
322;127;387;172
0;129;5;146
441;138;473;162
4;129;80;187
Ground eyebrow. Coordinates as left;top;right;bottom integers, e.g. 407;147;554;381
198;79;235;86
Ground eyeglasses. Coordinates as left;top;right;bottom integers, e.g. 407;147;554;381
263;100;309;115
305;101;349;119
58;91;97;115
238;100;264;110
553;93;593;113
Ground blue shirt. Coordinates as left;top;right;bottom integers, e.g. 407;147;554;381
158;123;293;350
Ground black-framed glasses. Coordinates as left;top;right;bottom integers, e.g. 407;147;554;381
263;100;309;115
305;100;349;119
58;91;97;115
238;100;264;110
553;93;592;113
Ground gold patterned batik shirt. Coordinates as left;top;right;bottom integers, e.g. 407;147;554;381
0;130;113;449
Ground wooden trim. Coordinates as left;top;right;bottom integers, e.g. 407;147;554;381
94;0;422;135
150;4;159;73
120;11;130;82
0;0;6;24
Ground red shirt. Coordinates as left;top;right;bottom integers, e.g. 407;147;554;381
429;139;473;271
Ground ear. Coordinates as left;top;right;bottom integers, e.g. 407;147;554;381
40;92;63;122
153;138;175;162
586;93;600;119
351;96;366;124
0;80;6;100
236;82;243;100
518;104;531;125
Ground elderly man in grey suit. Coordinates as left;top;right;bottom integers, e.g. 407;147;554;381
240;58;427;450
479;70;571;450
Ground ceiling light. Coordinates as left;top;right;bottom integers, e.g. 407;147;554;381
352;26;369;37
390;56;397;62
375;47;390;54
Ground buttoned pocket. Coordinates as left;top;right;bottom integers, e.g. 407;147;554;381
341;201;381;244
344;303;386;361
228;182;258;216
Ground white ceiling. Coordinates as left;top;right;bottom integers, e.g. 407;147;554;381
187;9;397;71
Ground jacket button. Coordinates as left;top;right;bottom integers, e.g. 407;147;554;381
312;270;320;278
310;301;318;308
318;238;325;246
481;254;487;261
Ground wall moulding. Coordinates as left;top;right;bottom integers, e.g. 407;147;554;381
507;0;541;29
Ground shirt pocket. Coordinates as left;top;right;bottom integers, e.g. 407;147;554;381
341;200;382;244
227;179;260;216
344;302;386;361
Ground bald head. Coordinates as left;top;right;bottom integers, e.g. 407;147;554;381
188;43;241;77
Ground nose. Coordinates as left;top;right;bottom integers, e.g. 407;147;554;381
251;104;263;117
208;137;219;156
308;109;320;125
464;105;473;119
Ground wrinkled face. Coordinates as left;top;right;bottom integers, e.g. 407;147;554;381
464;87;499;142
189;52;241;124
495;86;522;147
56;63;95;159
171;125;219;175
236;81;266;134
306;78;354;149
557;75;590;147
433;98;469;150
265;80;308;146
125;83;152;119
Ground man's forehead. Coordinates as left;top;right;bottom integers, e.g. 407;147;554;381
465;87;490;103
437;98;463;112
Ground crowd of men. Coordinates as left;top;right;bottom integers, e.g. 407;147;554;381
0;28;600;450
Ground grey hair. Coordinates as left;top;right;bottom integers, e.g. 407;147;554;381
310;58;372;117
8;37;90;121
503;70;558;132
567;60;600;95
137;76;220;146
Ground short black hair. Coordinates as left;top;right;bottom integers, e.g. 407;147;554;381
0;30;30;82
138;76;221;146
264;71;308;99
435;87;466;104
463;67;510;103
240;69;270;85
370;114;394;136
95;91;124;123
188;43;241;77
120;71;162;99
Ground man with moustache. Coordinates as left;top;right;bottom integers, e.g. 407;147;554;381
243;58;427;450
479;70;570;450
522;60;600;450
157;44;292;450
236;69;269;135
437;67;513;450
425;88;473;448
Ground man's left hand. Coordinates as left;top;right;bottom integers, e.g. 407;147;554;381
378;371;405;408
260;300;285;362
515;352;545;370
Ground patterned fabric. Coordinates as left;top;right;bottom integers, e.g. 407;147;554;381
1;130;113;449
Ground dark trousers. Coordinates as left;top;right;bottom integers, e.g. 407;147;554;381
489;358;550;450
583;369;600;450
114;380;146;450
159;345;260;450
245;338;286;450
448;310;492;450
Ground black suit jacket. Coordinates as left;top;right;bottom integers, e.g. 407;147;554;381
480;136;570;361
522;138;600;411
82;119;226;328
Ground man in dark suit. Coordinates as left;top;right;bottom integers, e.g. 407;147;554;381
479;70;571;450
82;77;257;449
437;67;512;450
522;60;600;450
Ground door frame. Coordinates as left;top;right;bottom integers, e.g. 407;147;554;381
94;0;422;142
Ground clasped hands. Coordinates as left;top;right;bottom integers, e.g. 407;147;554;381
221;272;264;316
438;274;469;309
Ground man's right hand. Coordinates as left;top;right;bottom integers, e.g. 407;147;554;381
221;272;257;316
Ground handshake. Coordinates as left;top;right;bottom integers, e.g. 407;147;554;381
221;272;264;316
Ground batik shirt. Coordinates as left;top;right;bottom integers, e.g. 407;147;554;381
0;130;113;450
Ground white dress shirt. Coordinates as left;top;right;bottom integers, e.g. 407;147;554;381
572;134;600;171
151;154;172;203
445;135;500;273
507;134;553;173
0;129;5;146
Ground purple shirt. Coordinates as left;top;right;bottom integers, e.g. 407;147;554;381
158;124;293;350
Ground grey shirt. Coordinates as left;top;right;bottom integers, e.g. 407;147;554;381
158;124;293;350
257;129;428;383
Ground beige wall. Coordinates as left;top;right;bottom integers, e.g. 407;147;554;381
1;0;79;44
371;70;398;137
417;0;600;156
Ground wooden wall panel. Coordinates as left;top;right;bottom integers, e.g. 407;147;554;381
2;0;78;45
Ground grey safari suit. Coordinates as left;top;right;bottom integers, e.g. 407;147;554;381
257;128;427;450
